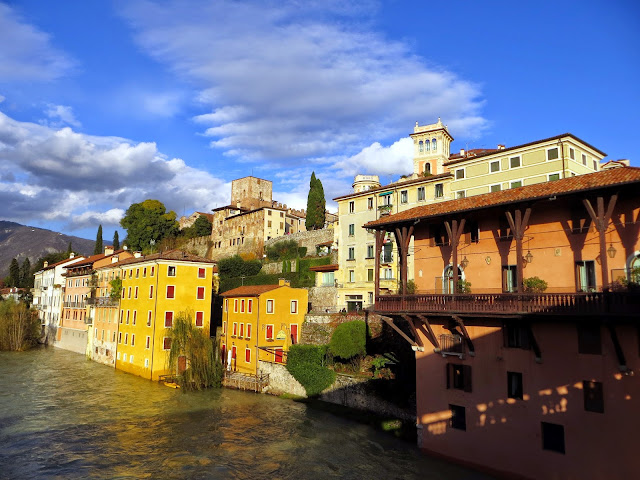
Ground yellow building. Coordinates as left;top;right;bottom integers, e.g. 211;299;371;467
115;250;215;380
333;120;608;309
221;279;308;375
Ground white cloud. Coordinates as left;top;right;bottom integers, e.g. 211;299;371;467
0;3;74;81
0;110;228;231
120;0;487;165
333;137;414;177
42;104;82;127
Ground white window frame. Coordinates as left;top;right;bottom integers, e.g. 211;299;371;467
569;148;575;160
164;311;174;328
197;286;205;300
417;186;426;201
348;224;355;236
455;168;465;179
195;311;204;327
490;160;500;173
167;265;176;277
434;183;444;199
348;247;355;261
490;184;501;193
456;191;466;199
400;190;408;204
349;270;355;283
265;324;274;340
510;179;523;189
509;156;522;169
166;285;175;299
546;147;559;161
290;300;298;314
548;172;561;181
144;358;149;368
348;201;355;213
266;299;274;314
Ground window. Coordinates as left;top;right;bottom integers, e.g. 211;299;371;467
400;190;408;204
150;266;155;277
198;268;206;278
245;348;251;363
507;372;523;399
367;269;374;282
419;140;424;152
290;300;298;314
569;148;575;160
510;156;521;168
455;168;465;179
541;422;565;454
449;404;466;431
502;265;517;293
233;299;238;313
147;310;152;327
582;153;587;165
446;364;472;392
266;299;274;314
144;358;149;368
123;353;127;361
134;286;138;299
266;324;274;340
490;160;500;172
136;269;139;278
167;266;176;277
349;201;355;213
366;245;374;258
118;332;122;344
120;310;123;323
434;184;444;199
248;299;253;313
583;380;604;413
593;159;598;170
348;247;355;261
349;270;355;283
166;285;175;299
548;173;560;181
348;224;355;236
504;323;531;349
577;324;601;354
510;180;522;189
367;197;373;210
131;334;135;347
128;287;131;299
165;311;173;328
383;268;393;279
197;287;205;300
456;191;466;199
275;348;284;363
195;311;204;327
124;333;128;345
547;148;559;161
246;323;252;340
132;311;137;325
432;138;437;151
163;337;172;350
143;267;147;277
417;187;426;201
490;184;501;193
576;260;596;292
146;336;150;349
425;138;430;151
126;310;130;324
239;323;244;337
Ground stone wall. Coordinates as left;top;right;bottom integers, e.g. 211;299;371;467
261;260;297;275
181;236;212;258
308;286;338;313
264;228;333;254
258;360;307;397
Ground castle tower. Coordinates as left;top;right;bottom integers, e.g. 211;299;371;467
410;118;453;176
230;176;273;210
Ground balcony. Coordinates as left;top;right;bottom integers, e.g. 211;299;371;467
63;301;86;308
374;292;640;317
86;297;118;307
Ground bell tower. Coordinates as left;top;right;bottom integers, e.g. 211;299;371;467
410;118;453;176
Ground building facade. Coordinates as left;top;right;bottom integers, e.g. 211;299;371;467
367;167;640;479
221;280;308;375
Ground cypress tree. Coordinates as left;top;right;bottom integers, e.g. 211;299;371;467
20;258;32;288
9;258;20;287
305;172;326;230
113;230;120;250
94;225;103;255
66;242;72;257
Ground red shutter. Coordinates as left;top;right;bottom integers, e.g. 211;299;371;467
165;311;173;327
195;311;204;327
245;348;251;363
275;348;283;363
246;323;252;339
239;323;244;337
291;324;298;344
198;287;205;299
198;268;205;278
163;337;171;350
167;285;175;298
266;324;273;339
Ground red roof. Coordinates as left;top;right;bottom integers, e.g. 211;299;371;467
309;264;339;272
221;285;282;297
42;256;86;271
365;167;640;228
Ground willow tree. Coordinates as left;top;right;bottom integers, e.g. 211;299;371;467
167;311;223;390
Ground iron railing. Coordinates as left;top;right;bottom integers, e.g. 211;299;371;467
375;292;640;317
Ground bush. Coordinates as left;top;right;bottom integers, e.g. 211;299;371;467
523;276;548;293
405;280;416;294
329;320;366;360
286;344;334;397
0;299;40;351
218;255;262;277
265;240;299;261
298;247;307;257
457;279;472;293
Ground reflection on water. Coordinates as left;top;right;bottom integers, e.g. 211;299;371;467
0;348;492;479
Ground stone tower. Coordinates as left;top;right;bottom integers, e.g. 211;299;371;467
410;118;453;176
230;176;273;210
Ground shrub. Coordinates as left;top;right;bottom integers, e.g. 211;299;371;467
286;344;334;397
266;239;299;261
457;279;472;293
218;255;262;277
329;320;366;360
523;277;548;293
298;247;307;257
405;280;416;294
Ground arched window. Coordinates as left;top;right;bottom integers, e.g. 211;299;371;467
419;141;423;153
425;139;430;151
629;253;640;283
432;138;437;151
424;162;431;175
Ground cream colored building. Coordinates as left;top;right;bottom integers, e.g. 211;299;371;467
333;120;607;310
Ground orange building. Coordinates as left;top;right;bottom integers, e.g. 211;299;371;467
221;280;308;375
366;167;640;479
115;251;215;380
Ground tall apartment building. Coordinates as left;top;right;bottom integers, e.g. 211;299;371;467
333;120;607;311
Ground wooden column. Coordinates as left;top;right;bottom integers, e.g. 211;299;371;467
374;229;386;297
583;194;618;290
394;224;414;295
505;207;532;293
444;218;466;294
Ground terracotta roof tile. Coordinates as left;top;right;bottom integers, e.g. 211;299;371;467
309;264;339;272
221;285;282;297
365;167;640;228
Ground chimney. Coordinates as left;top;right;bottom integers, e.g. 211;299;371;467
133;251;142;258
278;278;290;287
111;255;119;263
460;149;465;157
43;261;49;268
69;253;75;259
104;245;114;256
497;144;505;150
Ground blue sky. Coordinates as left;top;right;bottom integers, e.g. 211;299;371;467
1;0;638;241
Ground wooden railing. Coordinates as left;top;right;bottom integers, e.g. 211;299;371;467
374;292;640;316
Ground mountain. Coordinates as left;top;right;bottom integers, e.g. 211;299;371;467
0;221;96;278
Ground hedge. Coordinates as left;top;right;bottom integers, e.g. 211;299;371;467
329;320;366;360
286;344;335;397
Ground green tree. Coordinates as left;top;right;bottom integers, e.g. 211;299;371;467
193;215;213;237
305;172;326;230
0;299;40;351
218;255;262;278
66;242;72;257
120;199;179;251
328;320;366;361
20;258;32;288
113;230;120;250
94;224;103;255
8;258;20;287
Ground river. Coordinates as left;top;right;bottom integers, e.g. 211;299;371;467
0;347;492;479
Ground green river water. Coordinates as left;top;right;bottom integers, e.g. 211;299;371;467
0;347;492;479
